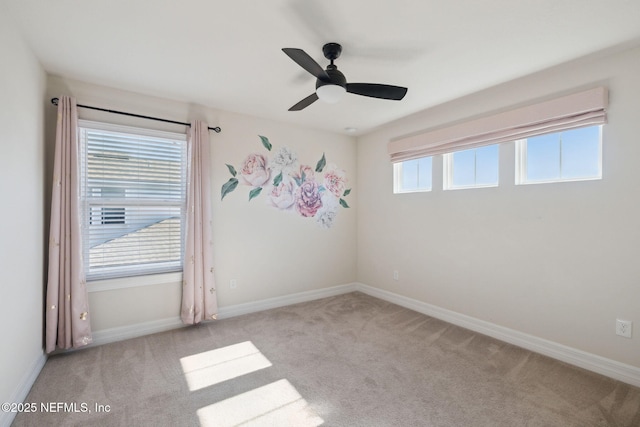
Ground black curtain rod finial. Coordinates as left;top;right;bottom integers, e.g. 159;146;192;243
50;97;221;133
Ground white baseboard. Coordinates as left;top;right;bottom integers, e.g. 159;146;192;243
90;283;358;347
354;282;640;388
217;283;358;319
1;352;47;427
90;316;185;347
81;281;640;388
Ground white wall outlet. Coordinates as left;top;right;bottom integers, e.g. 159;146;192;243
230;279;237;289
616;319;632;338
393;270;399;281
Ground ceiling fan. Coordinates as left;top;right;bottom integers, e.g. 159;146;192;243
282;43;408;111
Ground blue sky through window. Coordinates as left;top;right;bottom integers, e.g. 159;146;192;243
560;126;601;179
525;126;600;182
451;144;498;188
399;156;432;191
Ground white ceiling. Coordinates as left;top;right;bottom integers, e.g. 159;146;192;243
4;0;640;135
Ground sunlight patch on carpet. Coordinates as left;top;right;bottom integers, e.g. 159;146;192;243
197;379;324;427
180;341;272;391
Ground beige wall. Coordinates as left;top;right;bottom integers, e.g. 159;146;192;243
0;5;47;418
4;15;637;412
46;77;358;332
357;45;640;368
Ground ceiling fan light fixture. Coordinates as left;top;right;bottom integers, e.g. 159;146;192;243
316;84;346;104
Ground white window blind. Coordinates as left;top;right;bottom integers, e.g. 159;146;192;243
388;87;608;163
79;121;187;280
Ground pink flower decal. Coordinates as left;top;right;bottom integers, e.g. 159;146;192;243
240;153;270;187
293;164;315;184
294;180;323;217
269;175;296;210
323;165;347;198
221;136;351;228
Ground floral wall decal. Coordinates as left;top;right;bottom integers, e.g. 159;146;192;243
221;136;351;228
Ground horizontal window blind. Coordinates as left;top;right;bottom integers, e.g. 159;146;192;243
79;121;187;280
388;87;608;163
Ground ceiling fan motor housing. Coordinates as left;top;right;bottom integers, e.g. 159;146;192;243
316;65;347;90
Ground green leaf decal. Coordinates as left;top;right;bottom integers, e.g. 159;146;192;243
339;198;350;208
249;187;263;201
259;135;272;151
226;164;237;177
273;172;283;187
221;178;239;200
315;153;326;172
343;188;351;196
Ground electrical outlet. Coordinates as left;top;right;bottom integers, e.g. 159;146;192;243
616;319;632;338
393;270;399;281
230;279;237;289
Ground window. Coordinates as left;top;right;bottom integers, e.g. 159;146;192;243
516;125;602;185
393;156;432;193
443;144;499;190
79;121;187;280
96;188;125;224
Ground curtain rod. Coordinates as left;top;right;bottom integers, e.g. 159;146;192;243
50;97;221;133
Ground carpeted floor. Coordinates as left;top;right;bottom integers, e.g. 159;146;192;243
13;292;640;426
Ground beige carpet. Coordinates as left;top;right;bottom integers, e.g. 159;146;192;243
13;292;640;426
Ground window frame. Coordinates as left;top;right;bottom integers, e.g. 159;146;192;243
78;120;188;282
515;125;603;185
393;156;433;193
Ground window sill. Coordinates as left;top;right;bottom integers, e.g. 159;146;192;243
443;183;499;191
88;271;183;293
393;188;432;194
515;176;602;186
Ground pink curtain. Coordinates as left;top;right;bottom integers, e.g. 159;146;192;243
45;96;92;353
181;120;218;324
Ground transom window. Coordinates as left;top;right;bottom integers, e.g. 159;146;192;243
516;125;602;185
79;121;187;281
393;156;432;193
443;144;499;190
